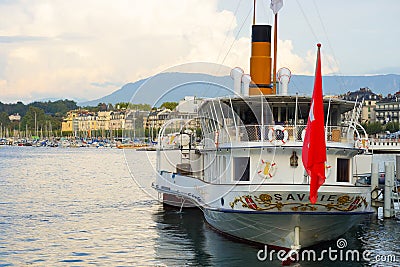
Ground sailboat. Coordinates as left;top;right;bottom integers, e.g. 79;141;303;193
153;1;373;251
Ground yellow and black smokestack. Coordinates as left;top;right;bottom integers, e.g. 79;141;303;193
250;25;273;95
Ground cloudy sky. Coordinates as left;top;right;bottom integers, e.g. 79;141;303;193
0;0;399;103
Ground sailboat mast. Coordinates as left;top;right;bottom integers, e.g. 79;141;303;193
35;111;37;138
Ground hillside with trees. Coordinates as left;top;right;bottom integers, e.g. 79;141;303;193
0;100;78;134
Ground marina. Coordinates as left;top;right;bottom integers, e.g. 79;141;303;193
0;137;151;149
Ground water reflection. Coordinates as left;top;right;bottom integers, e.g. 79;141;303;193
0;147;398;266
153;204;399;267
154;205;282;266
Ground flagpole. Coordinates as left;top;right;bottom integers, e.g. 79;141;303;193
326;97;332;140
294;92;298;141
253;0;256;25
272;13;278;94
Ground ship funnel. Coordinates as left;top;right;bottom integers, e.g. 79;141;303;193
241;74;252;96
230;67;244;95
250;25;272;95
277;67;291;95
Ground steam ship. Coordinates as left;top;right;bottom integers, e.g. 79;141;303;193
153;1;373;252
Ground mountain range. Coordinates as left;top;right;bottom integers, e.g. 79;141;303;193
79;73;400;107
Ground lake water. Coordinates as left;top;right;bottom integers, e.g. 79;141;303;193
0;146;399;266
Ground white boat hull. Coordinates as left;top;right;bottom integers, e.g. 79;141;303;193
154;171;373;248
162;193;197;208
203;209;371;248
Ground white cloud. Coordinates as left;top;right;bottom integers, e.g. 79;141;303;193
277;40;339;76
0;0;334;103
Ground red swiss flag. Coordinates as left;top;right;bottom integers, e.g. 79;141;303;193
302;44;327;204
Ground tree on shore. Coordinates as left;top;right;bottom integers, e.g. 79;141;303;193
0;101;27;116
114;102;151;111
0;112;11;127
29;99;78;116
20;107;46;133
362;122;383;135
384;122;400;133
159;102;178;110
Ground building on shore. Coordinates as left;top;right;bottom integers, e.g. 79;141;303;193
340;87;381;123
61;109;97;135
8;113;21;122
61;109;126;137
375;91;400;124
143;96;203;134
143;108;172;131
124;109;149;139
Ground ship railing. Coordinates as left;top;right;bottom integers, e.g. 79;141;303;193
370;139;400;147
204;124;355;147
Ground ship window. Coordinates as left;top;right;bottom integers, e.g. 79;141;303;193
233;157;250;181
337;158;349;182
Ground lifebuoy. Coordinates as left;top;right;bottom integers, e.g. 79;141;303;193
268;125;289;146
257;159;277;178
355;138;369;150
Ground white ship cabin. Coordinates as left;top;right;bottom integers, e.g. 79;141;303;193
157;95;367;186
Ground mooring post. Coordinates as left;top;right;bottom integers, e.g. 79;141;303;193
371;162;379;213
384;162;395;218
